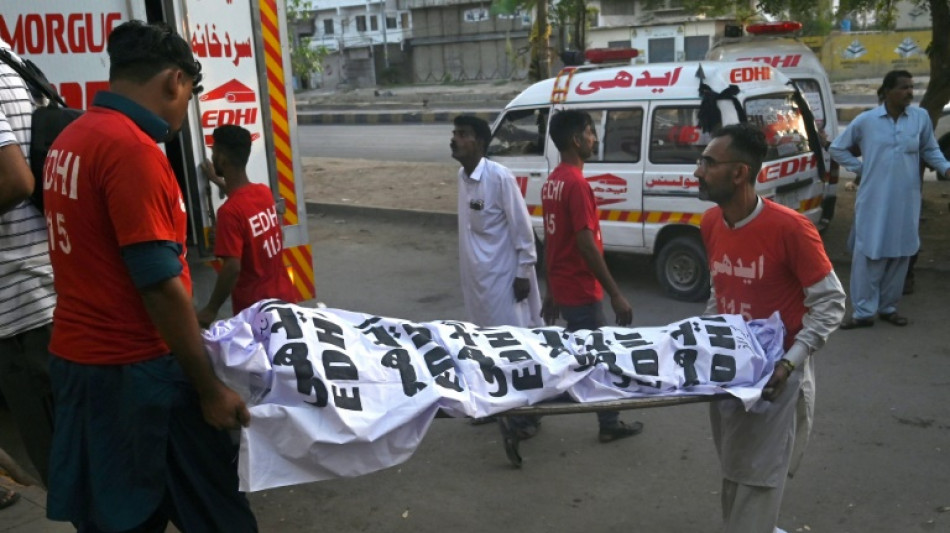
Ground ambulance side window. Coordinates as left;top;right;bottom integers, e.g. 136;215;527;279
602;108;644;163
745;95;811;161
488;108;550;157
649;107;706;164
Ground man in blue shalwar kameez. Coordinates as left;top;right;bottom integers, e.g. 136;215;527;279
830;70;950;329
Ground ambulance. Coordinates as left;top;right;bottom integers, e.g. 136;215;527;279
488;54;829;301
706;20;841;226
0;0;315;303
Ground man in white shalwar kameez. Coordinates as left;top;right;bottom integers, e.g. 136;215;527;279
451;115;542;329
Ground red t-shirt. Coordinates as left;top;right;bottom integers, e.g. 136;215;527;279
541;162;603;306
215;183;297;312
701;200;832;350
45;107;191;365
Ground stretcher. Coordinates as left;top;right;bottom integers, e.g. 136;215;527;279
446;393;732;467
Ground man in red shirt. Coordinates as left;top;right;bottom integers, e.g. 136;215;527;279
197;125;299;327
43;21;256;531
499;110;643;457
695;123;845;532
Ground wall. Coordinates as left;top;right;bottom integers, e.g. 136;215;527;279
816;30;931;81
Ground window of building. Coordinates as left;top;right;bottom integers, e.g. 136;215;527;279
323;19;334;35
648;37;675;63
684;35;709;61
602;0;636;16
386;16;397;29
607;40;631;49
370;15;378;31
356;15;367;32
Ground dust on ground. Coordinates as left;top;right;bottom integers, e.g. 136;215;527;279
303;157;950;271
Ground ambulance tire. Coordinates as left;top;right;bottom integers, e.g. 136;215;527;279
655;236;710;302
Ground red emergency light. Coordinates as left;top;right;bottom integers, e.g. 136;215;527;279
585;48;639;64
745;21;803;35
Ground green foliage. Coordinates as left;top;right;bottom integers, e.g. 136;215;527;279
286;0;328;81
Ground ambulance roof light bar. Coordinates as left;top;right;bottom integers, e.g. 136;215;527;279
584;47;639;64
745;21;803;35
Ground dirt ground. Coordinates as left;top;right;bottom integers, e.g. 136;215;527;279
303;157;950;271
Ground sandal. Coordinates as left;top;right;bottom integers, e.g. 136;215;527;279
879;312;909;326
0;486;20;510
840;318;874;330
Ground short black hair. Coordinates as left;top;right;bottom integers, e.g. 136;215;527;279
879;69;912;95
453;115;491;153
212;125;252;168
549;110;593;152
107;20;203;94
711;123;767;182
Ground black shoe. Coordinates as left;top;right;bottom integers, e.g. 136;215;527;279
903;277;915;295
598;420;644;443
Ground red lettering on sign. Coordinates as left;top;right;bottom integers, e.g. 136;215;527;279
0;12;121;55
729;66;772;84
201;108;259;129
55;80;109;110
757;154;818;183
737;55;803;69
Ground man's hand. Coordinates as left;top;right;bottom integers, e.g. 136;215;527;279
541;294;559;325
201;158;225;190
196;306;217;329
610;293;633;326
199;379;251;430
513;277;530;302
761;363;791;402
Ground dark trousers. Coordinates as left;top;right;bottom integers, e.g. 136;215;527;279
0;323;54;485
507;299;620;430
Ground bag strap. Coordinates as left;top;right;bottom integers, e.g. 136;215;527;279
0;48;68;108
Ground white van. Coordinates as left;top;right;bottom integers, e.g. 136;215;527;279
706;21;841;225
488;60;829;301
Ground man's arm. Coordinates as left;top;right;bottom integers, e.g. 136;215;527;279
0;141;33;213
918;115;950;179
829;120;864;176
500;168;536;301
140;275;250;430
575;228;632;326
762;271;845;401
197;256;241;328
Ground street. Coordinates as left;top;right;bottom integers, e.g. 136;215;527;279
299;124;450;162
240;210;950;533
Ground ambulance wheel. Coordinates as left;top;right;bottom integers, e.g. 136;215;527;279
655;236;710;302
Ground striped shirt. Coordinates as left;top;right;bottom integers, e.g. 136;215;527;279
0;39;55;337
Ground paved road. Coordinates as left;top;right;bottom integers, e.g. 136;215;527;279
3;211;948;532
250;211;949;533
299;124;451;162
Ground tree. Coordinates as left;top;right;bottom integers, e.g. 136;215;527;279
492;0;551;81
758;0;950;130
286;0;329;88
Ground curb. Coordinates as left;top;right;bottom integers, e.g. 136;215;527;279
307;201;457;228
297;110;498;126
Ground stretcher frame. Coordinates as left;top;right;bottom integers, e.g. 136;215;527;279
451;393;733;467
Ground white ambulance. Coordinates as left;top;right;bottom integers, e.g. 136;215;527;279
488;56;829;301
0;0;315;302
706;20;841;225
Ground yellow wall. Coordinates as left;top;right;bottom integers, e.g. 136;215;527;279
814;30;931;81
